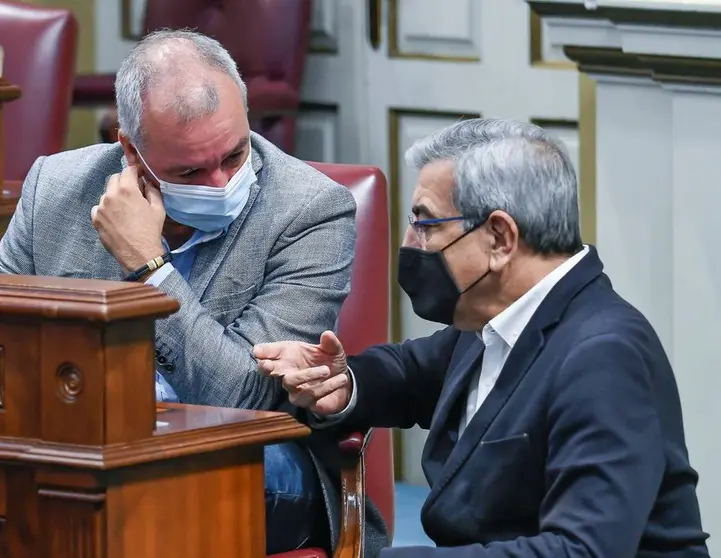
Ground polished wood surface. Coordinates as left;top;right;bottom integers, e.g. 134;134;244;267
0;276;309;557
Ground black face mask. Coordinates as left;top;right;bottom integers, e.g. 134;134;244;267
398;226;489;325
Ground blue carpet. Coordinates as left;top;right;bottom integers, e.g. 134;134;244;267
393;482;434;547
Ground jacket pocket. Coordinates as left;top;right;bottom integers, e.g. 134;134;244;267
466;433;541;523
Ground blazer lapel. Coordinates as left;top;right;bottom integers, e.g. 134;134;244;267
188;149;264;298
424;246;606;512
423;338;485;465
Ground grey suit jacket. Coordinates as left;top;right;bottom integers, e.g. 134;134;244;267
0;132;390;555
0;133;354;408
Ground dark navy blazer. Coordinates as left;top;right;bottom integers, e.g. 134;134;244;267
346;248;709;557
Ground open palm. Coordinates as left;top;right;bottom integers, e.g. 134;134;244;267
254;331;351;415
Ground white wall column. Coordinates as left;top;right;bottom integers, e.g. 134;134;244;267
594;77;674;353
669;87;721;538
529;1;721;551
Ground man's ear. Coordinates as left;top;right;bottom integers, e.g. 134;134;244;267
487;210;519;271
118;131;139;166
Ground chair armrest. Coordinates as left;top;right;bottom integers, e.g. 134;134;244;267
333;430;372;558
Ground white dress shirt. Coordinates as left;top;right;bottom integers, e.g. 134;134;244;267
459;246;589;434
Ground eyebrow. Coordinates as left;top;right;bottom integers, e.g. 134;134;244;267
411;203;436;219
166;135;251;175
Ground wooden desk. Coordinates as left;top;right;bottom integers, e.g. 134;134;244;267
0;276;309;558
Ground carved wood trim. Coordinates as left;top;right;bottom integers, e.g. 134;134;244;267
38;488;106;503
0;276;180;322
0;409;309;469
528;1;721;30
563;46;721;86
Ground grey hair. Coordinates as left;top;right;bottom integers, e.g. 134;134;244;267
405;118;582;255
115;29;248;147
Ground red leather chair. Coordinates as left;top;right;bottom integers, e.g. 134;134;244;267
0;0;78;181
75;0;311;153
270;163;395;558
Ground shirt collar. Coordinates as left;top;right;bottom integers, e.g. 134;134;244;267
479;245;590;348
163;227;228;255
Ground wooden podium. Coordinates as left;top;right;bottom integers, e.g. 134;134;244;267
0;275;309;557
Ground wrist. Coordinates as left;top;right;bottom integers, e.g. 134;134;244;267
123;244;165;274
123;252;172;282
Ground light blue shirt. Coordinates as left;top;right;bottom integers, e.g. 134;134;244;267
146;228;226;402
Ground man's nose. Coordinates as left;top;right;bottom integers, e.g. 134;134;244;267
402;226;422;249
206;168;230;188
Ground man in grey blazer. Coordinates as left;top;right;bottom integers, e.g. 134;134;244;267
0;30;389;556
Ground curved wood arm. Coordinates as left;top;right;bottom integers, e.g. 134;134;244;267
333;430;371;558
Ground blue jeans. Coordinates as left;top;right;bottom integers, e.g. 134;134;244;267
265;442;325;554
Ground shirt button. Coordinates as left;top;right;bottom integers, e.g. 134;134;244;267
155;349;160;357
157;356;167;364
163;363;175;372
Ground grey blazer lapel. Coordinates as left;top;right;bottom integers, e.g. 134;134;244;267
187;149;264;298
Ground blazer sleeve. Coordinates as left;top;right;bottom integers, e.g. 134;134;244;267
344;326;462;430
378;332;666;558
0;157;41;275
153;185;356;409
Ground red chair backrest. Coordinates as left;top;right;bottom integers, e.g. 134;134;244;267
0;0;77;181
307;162;395;540
144;0;311;90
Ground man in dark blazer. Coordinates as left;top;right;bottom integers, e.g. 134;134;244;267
254;118;710;557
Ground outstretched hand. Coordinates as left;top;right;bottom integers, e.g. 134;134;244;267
254;331;352;415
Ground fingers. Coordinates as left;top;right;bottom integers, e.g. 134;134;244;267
282;365;331;390
253;342;285;361
143;180;163;205
91;192;106;226
288;372;349;409
256;359;305;379
319;330;344;356
143;180;165;218
122;164;140;183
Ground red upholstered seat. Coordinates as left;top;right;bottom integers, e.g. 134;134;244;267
268;163;395;558
0;0;77;181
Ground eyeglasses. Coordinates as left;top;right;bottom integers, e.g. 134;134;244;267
407;214;465;246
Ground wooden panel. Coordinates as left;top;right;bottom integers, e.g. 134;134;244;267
38;488;106;558
106;447;265;558
40;322;106;445
295;104;339;163
0;321;41;438
389;0;481;61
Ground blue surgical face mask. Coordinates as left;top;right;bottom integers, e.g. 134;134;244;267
136;147;255;233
